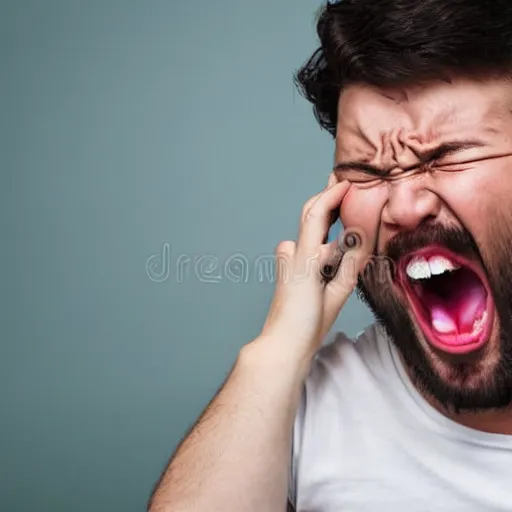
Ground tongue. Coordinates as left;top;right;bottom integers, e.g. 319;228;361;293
424;270;487;335
431;306;458;334
457;279;487;331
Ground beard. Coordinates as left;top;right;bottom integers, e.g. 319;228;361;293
356;220;512;414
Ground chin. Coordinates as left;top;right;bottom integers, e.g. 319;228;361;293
413;313;501;392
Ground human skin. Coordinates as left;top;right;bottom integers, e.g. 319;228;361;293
149;77;512;512
148;177;374;511
335;75;512;433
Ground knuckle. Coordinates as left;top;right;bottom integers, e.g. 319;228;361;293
301;193;321;219
303;204;322;223
300;205;311;223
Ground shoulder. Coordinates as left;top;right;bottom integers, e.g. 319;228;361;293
306;322;392;389
288;323;395;505
294;322;395;434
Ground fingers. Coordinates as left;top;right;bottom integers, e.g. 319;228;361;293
300;173;339;222
275;240;295;284
274;172;342;285
297;180;351;259
319;239;343;282
322;226;376;332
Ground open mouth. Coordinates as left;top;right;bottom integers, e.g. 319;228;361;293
397;245;495;355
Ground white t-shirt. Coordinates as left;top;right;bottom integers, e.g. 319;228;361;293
288;323;512;511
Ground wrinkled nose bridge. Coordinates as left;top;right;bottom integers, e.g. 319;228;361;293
390;129;423;169
384;166;430;190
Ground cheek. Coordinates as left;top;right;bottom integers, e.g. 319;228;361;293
433;168;510;238
339;186;358;224
435;174;487;221
432;166;512;271
340;185;387;232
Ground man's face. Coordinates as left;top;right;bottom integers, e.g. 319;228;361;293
335;76;512;412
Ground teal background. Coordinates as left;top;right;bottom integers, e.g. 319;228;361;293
2;1;374;510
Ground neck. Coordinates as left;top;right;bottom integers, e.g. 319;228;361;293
447;408;512;435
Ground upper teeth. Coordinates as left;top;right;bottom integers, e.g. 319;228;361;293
406;255;459;280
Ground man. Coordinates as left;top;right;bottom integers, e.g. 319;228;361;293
148;0;512;510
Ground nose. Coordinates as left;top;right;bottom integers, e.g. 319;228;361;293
381;174;442;231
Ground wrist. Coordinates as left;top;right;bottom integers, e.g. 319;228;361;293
240;334;316;382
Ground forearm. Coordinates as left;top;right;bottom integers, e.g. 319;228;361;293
148;337;311;512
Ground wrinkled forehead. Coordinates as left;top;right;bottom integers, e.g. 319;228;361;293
335;77;512;157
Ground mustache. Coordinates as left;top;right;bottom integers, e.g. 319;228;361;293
383;223;481;265
359;223;484;287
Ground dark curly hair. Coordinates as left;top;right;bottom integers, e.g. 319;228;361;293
294;0;512;138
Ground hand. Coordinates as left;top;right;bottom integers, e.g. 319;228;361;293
259;174;374;361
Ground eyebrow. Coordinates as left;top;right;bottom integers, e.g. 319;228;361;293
333;139;487;176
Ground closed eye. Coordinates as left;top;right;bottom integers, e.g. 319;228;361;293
433;162;469;172
429;152;512;170
336;170;383;183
